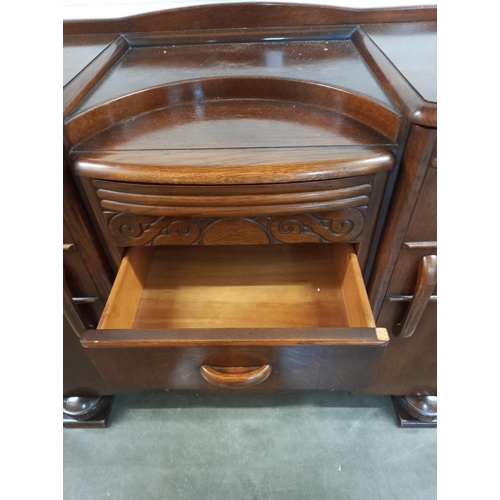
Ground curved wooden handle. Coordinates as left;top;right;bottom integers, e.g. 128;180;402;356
394;255;437;338
200;365;272;388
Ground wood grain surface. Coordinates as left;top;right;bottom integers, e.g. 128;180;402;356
352;27;436;127
84;343;387;393
363;22;437;104
63;3;437;35
368;125;436;316
82;328;388;348
97;243;377;331
63;4;436;398
64;36;128;118
370;302;436;395
74;147;395;185
69;38;394;115
63;34;119;87
67;77;400;146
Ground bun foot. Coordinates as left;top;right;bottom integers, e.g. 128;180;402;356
392;395;437;428
63;396;113;428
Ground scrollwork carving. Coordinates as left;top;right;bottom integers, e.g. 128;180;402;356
107;213;201;246
106;209;366;246
269;210;364;243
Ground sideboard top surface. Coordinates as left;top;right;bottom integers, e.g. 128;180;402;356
71;38;395;116
362;21;437;103
63;34;118;87
63;2;437;184
63;4;437;137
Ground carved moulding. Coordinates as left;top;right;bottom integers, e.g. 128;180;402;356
105;209;366;246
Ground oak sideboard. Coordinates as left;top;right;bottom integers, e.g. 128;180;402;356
63;2;437;428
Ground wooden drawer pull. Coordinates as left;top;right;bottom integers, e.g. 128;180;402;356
394;255;437;339
200;365;272;388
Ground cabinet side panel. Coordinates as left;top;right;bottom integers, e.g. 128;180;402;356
64;317;111;396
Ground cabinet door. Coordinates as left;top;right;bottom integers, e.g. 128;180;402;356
370;300;436;395
63;163;113;396
370;141;437;395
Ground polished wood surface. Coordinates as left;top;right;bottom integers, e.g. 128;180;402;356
95;178;373;210
200;365;272;388
368;125;437;316
63;34;118;86
393;255;437;338
63;3;437;35
103;209;369;247
67;76;399;147
63;310;110;398
63;402;112;429
63;3;437;401
73;91;395;150
63;164;113;301
370;301;436;395
387;247;438;296
363;22;437;103
403;242;437;250
74;148;395;185
82;328;388;348
351;27;436;127
97;247;153;330
97;243;377;331
335;243;376;328
69;39;395;116
125;25;356;47
64;36;127;118
78;171;387;274
63;275;88;338
84;344;386;393
369;129;437;395
404;166;437;242
392;396;437;428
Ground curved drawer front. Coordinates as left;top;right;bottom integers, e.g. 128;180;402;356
78;175;381;247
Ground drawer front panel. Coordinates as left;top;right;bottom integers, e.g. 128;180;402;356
87;345;385;394
103;208;368;247
79;176;379;248
93;177;373;217
81;240;387;395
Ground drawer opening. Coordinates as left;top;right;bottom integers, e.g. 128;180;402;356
97;243;376;331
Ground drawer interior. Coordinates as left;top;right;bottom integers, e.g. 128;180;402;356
98;243;376;331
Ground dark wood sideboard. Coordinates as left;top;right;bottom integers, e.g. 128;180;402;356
63;3;437;427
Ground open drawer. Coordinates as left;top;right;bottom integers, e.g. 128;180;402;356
81;243;388;392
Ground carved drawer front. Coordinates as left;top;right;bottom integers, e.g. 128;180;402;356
81;243;388;392
80;175;380;247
